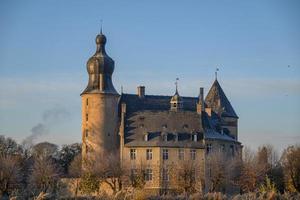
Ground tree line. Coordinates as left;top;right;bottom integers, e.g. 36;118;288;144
0;135;299;199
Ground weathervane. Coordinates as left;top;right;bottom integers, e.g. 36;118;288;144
215;67;219;80
175;78;179;93
100;19;103;34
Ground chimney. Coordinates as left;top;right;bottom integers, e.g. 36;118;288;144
200;87;204;111
197;87;205;114
137;86;145;99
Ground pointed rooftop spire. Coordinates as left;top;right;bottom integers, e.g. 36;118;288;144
175;78;179;94
100;19;103;34
170;78;183;111
205;79;238;118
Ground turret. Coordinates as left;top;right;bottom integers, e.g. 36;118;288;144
205;79;238;139
81;32;120;168
170;78;183;111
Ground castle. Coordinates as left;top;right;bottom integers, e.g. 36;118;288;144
81;32;242;193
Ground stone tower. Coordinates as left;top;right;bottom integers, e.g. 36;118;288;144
81;32;119;167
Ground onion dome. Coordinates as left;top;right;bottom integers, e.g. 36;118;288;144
82;32;118;95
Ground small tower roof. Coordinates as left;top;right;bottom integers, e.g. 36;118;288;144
170;78;183;111
81;31;118;95
170;78;183;103
205;79;238;118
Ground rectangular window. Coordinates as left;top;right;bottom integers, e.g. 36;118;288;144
162;149;169;160
190;149;196;160
86;145;88;153
220;144;225;152
145;168;153;181
86;113;88;122
130;149;136;160
162;168;169;181
146;149;152;160
86;98;89;106
85;129;89;138
206;144;212;154
178;149;184;160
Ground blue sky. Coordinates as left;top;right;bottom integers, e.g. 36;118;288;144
0;0;299;152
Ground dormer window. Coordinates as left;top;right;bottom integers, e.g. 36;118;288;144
174;133;178;142
161;132;168;142
163;134;168;142
139;116;145;121
192;134;197;142
144;133;148;141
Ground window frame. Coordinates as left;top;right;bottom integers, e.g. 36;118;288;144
145;168;153;181
206;144;212;154
178;149;184;160
130;149;136;160
146;149;152;160
190;149;196;160
162;149;169;160
162;168;169;182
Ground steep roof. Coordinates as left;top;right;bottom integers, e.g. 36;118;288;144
120;94;198;115
205;79;238;118
123;110;205;148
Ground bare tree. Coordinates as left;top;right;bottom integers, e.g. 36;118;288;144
126;161;147;190
175;160;199;194
28;142;60;195
68;154;82;196
0;135;22;156
236;145;279;193
236;147;261;193
29;156;60;194
206;151;227;192
57;143;81;176
281;145;300;192
0;154;22;197
94;153;125;194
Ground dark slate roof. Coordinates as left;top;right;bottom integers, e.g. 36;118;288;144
120;94;198;115
123;110;205;148
204;129;238;142
205;80;238;118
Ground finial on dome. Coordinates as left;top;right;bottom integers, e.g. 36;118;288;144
100;19;103;34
